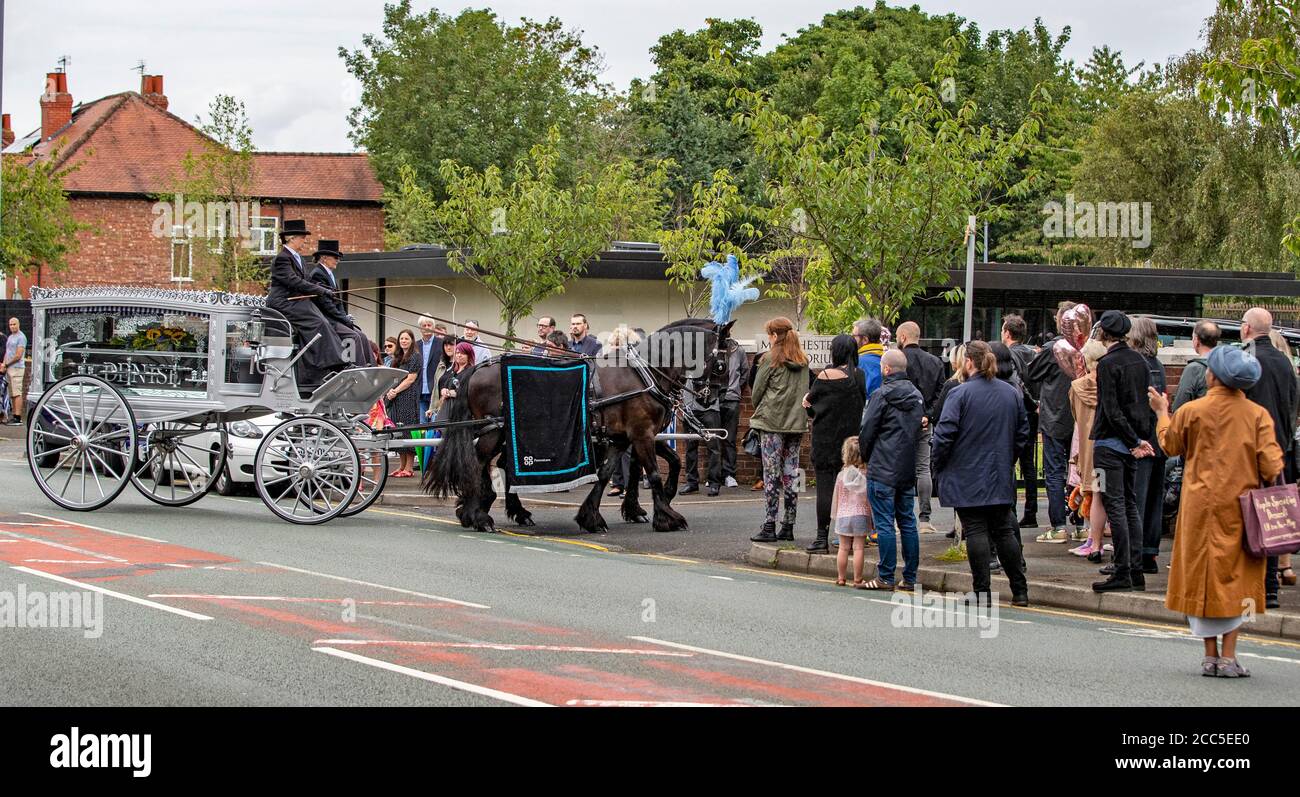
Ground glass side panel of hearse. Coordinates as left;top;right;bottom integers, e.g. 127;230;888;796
42;305;212;399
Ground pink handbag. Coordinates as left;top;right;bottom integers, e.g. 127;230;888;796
1239;479;1300;557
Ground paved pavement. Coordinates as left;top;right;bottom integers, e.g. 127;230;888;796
1;433;1299;706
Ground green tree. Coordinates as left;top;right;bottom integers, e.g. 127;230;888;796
657;168;769;316
736;38;1044;328
166;94;264;292
0;150;85;277
629;18;771;215
387;129;667;338
342;2;607;198
1072;87;1300;270
1201;0;1300;255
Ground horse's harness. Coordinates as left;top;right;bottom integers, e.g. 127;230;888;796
589;337;729;443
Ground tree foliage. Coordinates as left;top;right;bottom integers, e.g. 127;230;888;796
342;1;607;199
167;94;265;292
386;129;667;338
1;150;85;277
735;39;1044;328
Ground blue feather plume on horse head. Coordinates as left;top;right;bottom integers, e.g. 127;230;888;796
700;254;759;326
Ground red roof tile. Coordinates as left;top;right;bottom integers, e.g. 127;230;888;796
18;92;381;203
252;152;383;202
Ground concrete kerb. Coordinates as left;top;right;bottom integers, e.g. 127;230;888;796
747;543;1300;641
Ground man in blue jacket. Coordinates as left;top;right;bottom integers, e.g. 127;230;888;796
853;318;885;399
858;349;924;590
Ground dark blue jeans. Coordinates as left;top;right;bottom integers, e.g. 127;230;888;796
1042;434;1071;529
868;479;919;585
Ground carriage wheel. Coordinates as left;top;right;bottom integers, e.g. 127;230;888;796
339;417;390;518
254;417;360;525
27;375;137;511
130;421;228;507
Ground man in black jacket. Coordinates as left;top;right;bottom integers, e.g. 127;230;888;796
860;350;925;589
265;220;348;386
1091;311;1157;593
309;240;374;366
1240;307;1299;609
1024;302;1080;543
1002;314;1039;527
896;322;946;532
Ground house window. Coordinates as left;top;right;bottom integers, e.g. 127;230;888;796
251;216;278;255
171;225;193;282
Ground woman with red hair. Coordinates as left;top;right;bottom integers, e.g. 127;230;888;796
749;318;810;543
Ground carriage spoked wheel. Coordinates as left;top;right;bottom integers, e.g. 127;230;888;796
254;416;360;524
130;421;228;507
27;375;137;511
338;416;390;518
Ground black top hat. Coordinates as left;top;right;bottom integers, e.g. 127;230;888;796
312;239;342;260
280;219;311;239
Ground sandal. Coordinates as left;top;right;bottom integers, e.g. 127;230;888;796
855;579;895;591
1281;567;1297;586
1215;658;1251;678
835;578;847;587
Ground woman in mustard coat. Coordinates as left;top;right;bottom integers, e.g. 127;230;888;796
1151;346;1283;678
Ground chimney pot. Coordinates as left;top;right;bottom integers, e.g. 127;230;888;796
2;114;13;148
40;71;73;142
141;74;168;111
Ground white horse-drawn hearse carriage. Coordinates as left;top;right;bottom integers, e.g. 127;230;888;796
24;286;406;524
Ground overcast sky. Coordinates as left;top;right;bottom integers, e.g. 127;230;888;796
2;0;1217;152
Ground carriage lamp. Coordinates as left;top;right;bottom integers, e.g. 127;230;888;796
247;310;265;346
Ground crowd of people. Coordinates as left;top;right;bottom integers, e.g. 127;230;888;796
737;306;1297;678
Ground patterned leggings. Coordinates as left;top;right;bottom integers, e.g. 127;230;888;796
760;432;802;525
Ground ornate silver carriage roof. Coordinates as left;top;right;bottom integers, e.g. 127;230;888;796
29;285;267;309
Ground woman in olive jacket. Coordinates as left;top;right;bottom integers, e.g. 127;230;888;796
749;317;811;543
803;334;867;552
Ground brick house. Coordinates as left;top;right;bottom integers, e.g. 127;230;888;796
1;71;384;296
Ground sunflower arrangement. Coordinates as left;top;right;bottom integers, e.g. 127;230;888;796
129;324;197;352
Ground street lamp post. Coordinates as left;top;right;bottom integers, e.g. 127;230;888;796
963;215;976;343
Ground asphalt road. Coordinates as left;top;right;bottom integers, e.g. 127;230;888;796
2;454;1299;708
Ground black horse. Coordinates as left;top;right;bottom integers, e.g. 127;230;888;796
424;319;734;534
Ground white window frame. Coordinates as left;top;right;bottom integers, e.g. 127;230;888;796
207;222;225;255
171;225;193;282
251;216;278;255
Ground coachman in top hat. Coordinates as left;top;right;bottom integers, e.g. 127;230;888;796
265;219;349;386
309;239;375;366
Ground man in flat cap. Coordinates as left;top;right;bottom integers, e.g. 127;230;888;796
310;239;375;366
265;219;349;386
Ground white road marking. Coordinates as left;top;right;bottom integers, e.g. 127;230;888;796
257;561;490;609
629;636;1006;707
312;646;551;707
150;595;454;607
0;522;72;528
22;512;168;543
1239;652;1300;665
861;597;1034;624
11;566;213;621
23;559;109;564
0;531;129;563
523;546;549;553
707;575;735;581
312;639;695;656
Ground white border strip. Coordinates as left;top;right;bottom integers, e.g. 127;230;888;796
10;566;213;621
629;636;1006;707
22;512;169;543
258;561;489;609
312;646;550;707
